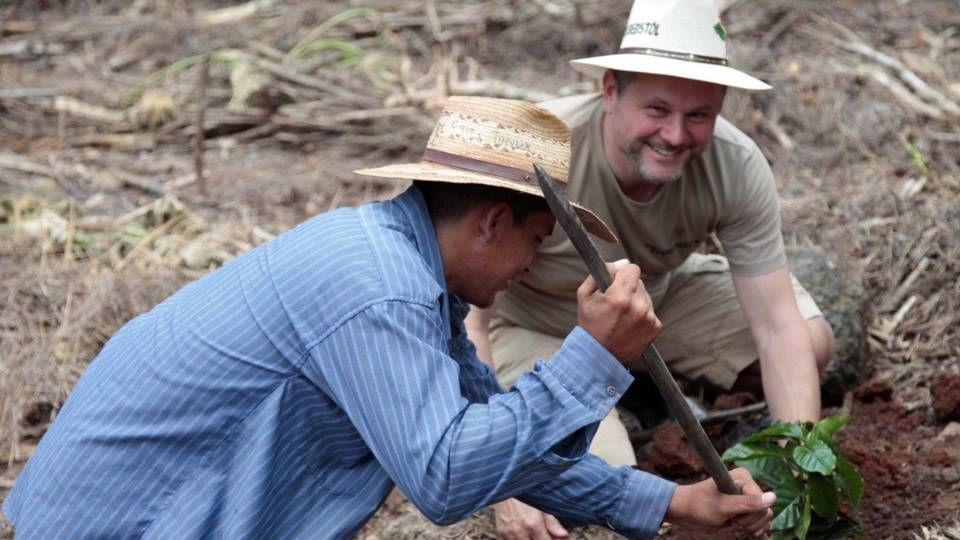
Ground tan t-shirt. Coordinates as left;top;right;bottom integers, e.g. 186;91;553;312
497;93;786;337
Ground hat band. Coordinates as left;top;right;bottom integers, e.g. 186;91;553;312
422;148;537;186
618;46;728;66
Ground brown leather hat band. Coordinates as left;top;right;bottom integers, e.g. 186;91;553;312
422;148;538;188
619;47;728;66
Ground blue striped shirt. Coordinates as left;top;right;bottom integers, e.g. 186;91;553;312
4;186;675;539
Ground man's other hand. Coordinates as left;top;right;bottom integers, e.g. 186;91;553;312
494;498;569;540
577;260;661;368
665;467;775;537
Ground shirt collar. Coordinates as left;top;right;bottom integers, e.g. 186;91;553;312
392;185;467;335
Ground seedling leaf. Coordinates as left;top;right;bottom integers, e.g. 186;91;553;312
835;453;865;511
771;491;802;531
723;442;791;461
767;472;804;533
813;415;849;438
732;456;795;489
807;513;863;539
793;438;836;475
808;473;839;520
740;420;807;444
797;495;812;539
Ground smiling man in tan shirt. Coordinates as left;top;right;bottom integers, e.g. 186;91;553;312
466;1;835;538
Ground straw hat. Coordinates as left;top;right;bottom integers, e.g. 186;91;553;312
355;96;617;242
570;0;770;90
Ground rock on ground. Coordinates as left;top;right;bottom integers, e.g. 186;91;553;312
788;247;869;406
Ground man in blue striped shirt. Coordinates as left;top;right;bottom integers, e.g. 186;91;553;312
4;97;774;539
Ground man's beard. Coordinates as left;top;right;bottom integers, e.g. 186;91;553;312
621;139;687;185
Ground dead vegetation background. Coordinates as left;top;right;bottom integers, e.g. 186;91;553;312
1;0;958;538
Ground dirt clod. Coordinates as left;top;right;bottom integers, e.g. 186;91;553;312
711;392;757;411
645;423;705;479
931;374;960;423
854;378;894;404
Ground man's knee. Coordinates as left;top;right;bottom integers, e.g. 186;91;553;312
806;316;834;378
589;409;636;467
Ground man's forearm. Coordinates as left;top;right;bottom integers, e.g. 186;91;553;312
758;326;821;422
465;300;498;368
733;268;822;423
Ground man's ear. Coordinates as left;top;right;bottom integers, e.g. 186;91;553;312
476;202;512;244
601;70;619;113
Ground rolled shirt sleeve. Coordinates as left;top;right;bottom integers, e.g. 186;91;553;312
519;460;676;539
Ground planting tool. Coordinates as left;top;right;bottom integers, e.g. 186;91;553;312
533;162;740;495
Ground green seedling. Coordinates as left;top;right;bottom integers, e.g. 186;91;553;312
287;7;377;62
291;38;365;67
904;139;930;179
123;51;233;108
723;415;865;540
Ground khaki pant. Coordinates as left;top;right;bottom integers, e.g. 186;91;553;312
489;254;823;465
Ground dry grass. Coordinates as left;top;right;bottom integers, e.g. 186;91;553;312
0;248;184;465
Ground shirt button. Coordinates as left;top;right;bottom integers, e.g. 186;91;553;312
606;385;617;397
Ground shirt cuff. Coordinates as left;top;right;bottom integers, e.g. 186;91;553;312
540;326;634;417
608;468;677;539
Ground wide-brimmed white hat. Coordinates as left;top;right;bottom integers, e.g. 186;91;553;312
355;96;617;242
571;0;770;90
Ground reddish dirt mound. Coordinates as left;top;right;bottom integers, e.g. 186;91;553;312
647;423;706;480
931;374;960;423
640;379;960;540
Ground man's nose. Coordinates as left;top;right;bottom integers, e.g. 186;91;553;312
659;115;686;146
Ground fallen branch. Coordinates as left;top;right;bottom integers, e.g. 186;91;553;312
842;39;960;116
860;67;944;119
451;79;554;102
0;154;54;177
883;257;931;312
0;88;60;99
115;214;187;271
68;134;157;151
870;295;920;349
232;50;374;105
810;15;960;118
628;402;769;445
762;112;795;152
120;174;168;198
54;96;127;125
701;402;768;423
195;0;277;27
0;40;67;57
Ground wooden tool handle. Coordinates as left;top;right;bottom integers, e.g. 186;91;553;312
641;346;740;494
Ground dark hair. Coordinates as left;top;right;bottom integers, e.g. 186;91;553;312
611;69;639;96
414;180;550;227
611;69;728;100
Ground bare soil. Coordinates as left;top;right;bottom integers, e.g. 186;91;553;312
637;379;960;539
2;1;960;539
